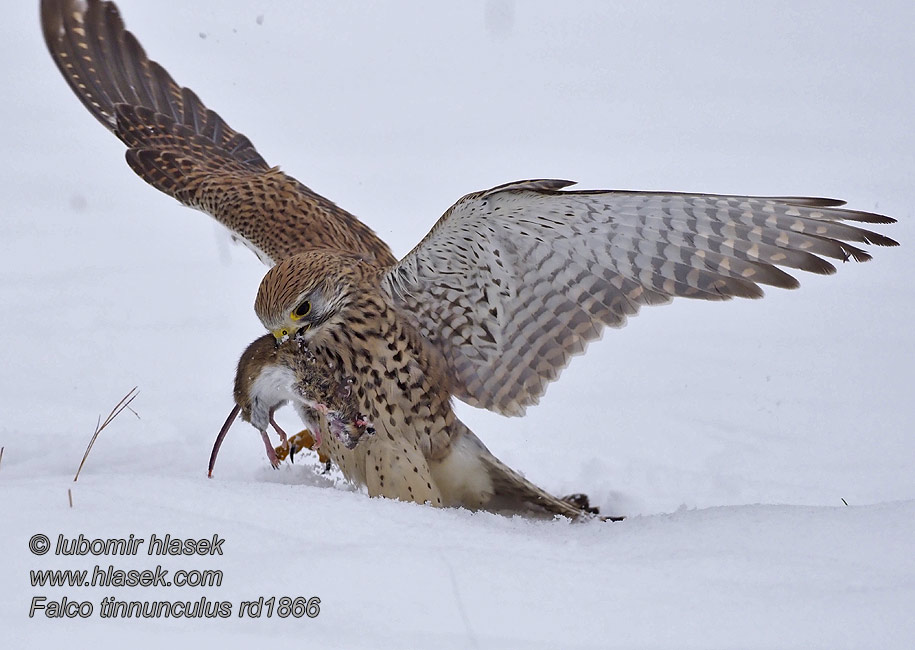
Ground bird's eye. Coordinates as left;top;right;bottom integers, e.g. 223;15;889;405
290;300;311;321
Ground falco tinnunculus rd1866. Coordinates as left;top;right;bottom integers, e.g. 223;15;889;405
42;1;898;520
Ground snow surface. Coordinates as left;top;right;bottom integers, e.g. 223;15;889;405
2;1;914;648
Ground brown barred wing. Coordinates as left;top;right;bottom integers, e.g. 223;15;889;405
41;0;264;167
41;0;395;266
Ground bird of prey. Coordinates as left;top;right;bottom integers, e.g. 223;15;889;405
41;0;601;518
42;0;898;519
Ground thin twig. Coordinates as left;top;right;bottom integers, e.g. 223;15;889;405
68;488;73;508
73;387;139;482
0;446;4;471
841;498;849;507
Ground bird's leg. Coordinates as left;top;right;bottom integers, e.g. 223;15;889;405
259;429;280;469
274;428;331;467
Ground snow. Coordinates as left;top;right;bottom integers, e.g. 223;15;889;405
2;1;913;648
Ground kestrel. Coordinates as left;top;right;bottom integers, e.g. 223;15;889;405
43;0;898;519
42;0;393;478
41;0;600;517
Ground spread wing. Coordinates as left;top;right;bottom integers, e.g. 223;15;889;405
382;179;897;416
41;0;395;266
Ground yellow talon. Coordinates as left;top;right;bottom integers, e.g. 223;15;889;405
274;429;330;464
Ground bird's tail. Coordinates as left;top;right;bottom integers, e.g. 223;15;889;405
476;453;602;521
433;423;606;521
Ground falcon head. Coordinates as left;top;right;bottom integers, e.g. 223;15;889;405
254;250;377;345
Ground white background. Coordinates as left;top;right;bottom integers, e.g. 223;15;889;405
1;1;913;648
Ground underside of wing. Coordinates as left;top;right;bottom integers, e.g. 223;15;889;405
41;0;394;266
383;180;898;416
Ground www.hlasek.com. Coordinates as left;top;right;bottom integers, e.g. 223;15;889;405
27;533;320;619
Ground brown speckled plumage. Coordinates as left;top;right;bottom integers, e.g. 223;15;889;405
44;1;898;520
254;252;591;517
41;0;395;267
